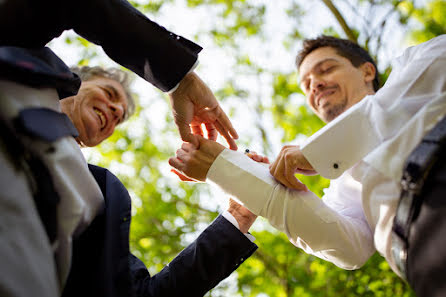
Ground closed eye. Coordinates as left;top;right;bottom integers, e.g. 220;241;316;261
321;65;335;74
101;87;113;99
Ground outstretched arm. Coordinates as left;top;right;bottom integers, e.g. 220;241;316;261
130;215;257;297
169;137;375;269
0;0;238;148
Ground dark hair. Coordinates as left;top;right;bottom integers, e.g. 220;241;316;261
70;66;136;121
296;35;380;91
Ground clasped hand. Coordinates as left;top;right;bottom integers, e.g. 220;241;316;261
269;145;317;191
169;136;225;182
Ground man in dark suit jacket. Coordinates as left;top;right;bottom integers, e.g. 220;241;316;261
62;163;257;297
0;0;238;149
58;67;258;297
0;0;246;296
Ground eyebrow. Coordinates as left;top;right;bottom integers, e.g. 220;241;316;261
300;58;339;84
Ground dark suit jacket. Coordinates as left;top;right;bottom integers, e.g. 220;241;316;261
0;0;201;93
62;164;257;297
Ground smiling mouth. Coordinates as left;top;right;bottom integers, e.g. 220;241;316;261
316;88;336;108
94;108;107;129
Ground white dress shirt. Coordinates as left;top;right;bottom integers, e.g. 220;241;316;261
207;34;446;274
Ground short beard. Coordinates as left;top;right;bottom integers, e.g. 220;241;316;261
322;101;347;122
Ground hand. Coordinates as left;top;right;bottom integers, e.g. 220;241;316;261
169;136;225;182
227;198;257;233
245;151;270;164
269;145;317;191
169;72;238;150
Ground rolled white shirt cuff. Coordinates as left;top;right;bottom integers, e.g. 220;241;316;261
222;210;256;242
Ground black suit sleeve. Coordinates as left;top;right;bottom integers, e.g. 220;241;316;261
0;0;202;92
130;215;257;297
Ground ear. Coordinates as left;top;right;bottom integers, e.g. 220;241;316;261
360;62;376;84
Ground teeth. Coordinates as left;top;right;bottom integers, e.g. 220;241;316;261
94;108;106;129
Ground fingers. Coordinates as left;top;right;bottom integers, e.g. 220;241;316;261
215;107;239;149
204;123;218;141
170;169;197;182
269;154;307;191
177;124;199;148
168;156;185;173
295;168;318;176
181;142;196;152
247;151;271;164
216;107;239;140
284;161;308;191
246;153;262;162
191;123;204;137
214;120;238;150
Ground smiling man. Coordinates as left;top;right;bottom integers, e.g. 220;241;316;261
297;40;377;123
170;35;446;296
60;67;134;147
0;0;241;295
57;66;258;297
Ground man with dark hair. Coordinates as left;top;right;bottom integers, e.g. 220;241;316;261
169;34;446;296
296;35;380;92
295;35;379;123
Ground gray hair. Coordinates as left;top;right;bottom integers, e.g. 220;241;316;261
71;66;136;121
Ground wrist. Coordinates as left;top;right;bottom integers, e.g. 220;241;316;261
171;72;196;97
228;207;257;234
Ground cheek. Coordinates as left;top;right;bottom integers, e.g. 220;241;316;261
98;124;116;142
306;96;317;111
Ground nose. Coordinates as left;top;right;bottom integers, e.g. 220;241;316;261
310;76;326;94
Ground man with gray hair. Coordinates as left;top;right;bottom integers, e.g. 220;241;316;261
62;66;136;147
0;0;239;296
54;66;258;297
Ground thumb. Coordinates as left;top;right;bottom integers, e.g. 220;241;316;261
178;125;199;148
197;134;208;149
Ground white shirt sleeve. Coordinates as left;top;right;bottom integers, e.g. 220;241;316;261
207;149;375;270
301;34;446;179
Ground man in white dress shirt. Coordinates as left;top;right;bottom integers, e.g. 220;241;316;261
169;35;446;297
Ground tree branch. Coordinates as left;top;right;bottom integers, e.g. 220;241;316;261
320;0;357;42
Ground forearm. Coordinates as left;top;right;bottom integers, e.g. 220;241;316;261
132;215;257;297
71;0;202;91
207;149;375;269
